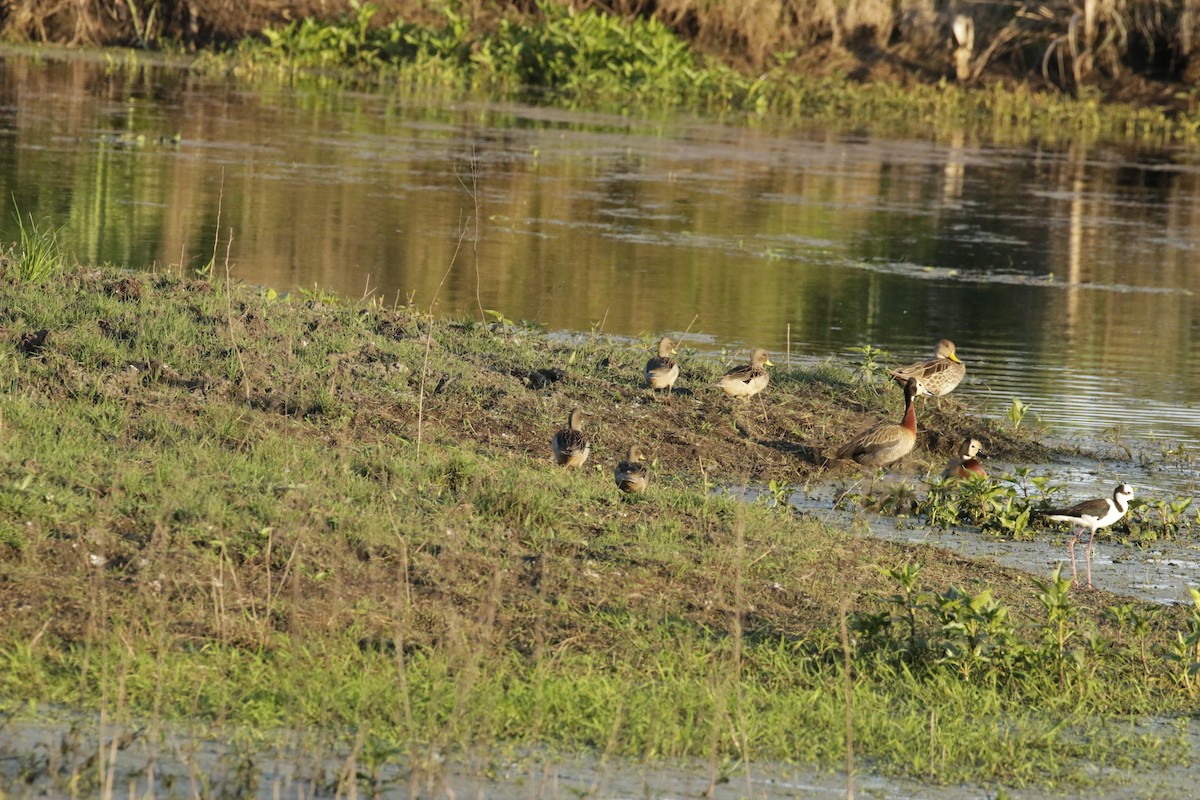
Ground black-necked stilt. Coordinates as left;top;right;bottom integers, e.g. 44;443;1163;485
888;339;965;398
551;407;591;469
644;337;680;391
942;437;986;480
1043;483;1135;588
834;377;923;467
716;348;773;399
614;445;651;494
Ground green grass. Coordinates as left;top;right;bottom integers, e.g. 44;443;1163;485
5;204;67;283
0;264;1198;791
200;1;1200;147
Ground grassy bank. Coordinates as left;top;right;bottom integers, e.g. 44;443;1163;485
198;1;1200;147
4;0;1196;92
3;1;1200;146
2;240;1199;790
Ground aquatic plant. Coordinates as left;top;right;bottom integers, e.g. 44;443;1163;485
916;474;1036;538
1007;396;1031;429
1125;496;1196;543
762;478;793;509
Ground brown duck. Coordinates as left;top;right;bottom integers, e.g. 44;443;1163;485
888;339;965;398
614;445;651;493
942;437;986;480
644;337;680;391
551;407;590;468
717;348;773;398
835;377;923;467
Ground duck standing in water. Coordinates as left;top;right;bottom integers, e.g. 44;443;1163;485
942;437;986;480
1043;483;1134;588
644;337;680;392
551;407;591;469
888;339;965;398
614;445;651;493
835;377;923;467
717;348;773;399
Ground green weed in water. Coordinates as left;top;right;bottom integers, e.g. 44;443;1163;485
1125;496;1196;543
1007;396;1031;429
763;478;793;509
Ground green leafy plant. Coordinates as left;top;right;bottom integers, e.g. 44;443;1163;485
917;476;1032;538
850;343;890;384
1008;466;1060;503
921;479;962;529
1007;397;1031;429
929;586;1019;680
985;493;1033;539
483;308;519;334
883;563;931;658
763;478;793;510
261;0;384;69
1126;496;1195;542
297;284;341;304
1165;586;1200;696
1034;565;1078;682
1106;602;1159;677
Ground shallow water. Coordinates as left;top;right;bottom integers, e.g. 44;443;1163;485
3;714;1199;799
1;49;1199;462
806;486;1200;607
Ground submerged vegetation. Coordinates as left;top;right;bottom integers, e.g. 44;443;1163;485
1;248;1199;790
843;469;1198;546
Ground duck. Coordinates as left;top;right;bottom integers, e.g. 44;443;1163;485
614;445;651;493
1042;483;1134;588
942;437;986;480
834;377;923;467
888;339;965;398
717;348;773;398
551;407;590;468
644;337;680;391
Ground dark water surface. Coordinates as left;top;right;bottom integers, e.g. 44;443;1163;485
2;50;1199;478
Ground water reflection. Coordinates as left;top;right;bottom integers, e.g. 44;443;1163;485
1;49;1197;453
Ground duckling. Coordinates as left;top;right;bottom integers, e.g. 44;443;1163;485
551;407;590;468
888;339;965;398
942;437;986;480
835;377;922;467
644;337;680;391
717;348;772;398
614;445;651;493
